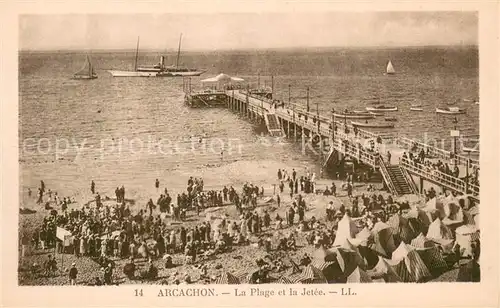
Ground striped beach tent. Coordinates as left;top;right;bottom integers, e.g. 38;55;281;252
370;221;397;258
277;275;296;284
366;256;402;283
346;266;372;283
415;246;448;276
313;246;337;263
215;272;241;284
297;264;328;284
391;242;431;282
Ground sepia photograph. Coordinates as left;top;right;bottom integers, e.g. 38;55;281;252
15;10;483;288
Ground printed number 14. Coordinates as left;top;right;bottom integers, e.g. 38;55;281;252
135;289;143;297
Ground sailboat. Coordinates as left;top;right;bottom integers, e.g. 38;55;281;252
73;55;97;79
386;60;396;75
108;35;204;77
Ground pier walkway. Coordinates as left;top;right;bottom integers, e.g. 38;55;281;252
188;89;480;200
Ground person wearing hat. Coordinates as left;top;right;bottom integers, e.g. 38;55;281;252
69;262;78;285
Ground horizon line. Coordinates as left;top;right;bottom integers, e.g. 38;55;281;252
19;44;478;53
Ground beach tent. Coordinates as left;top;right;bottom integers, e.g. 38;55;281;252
297;264;328;284
387;213;416;245
442;197;464;225
201;73;244;90
427;218;454;242
410;233;436;248
346;267;372;283
420;197;446;220
332;214;359;247
370;221;397;258
329;242;366;278
214;272;241;284
390;242;431;282
456;259;480;282
277;275;295;284
455;225;480;257
415;246;448;276
310;251;344;283
355;227;372;246
366;256;402;282
311;246;337;269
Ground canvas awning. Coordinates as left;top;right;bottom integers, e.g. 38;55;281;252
201;73;244;84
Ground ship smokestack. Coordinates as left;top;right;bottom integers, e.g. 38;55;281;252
160;56;165;68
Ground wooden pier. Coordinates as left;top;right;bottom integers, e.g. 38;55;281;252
185;87;480;201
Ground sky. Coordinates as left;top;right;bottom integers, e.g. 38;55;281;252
19;12;478;51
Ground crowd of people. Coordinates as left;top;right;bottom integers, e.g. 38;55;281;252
22;158;479;285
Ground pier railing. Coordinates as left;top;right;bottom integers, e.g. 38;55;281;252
399;158;479;197
225;89;479;198
396;136;479;168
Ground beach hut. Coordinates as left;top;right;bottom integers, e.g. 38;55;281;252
455;225;480;257
390;242;432;282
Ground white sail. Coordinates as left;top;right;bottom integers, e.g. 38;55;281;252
386;60;395;74
74;55;97;79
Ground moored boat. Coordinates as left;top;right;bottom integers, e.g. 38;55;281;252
384;117;397;122
365;106;398;112
333;112;375;120
435;107;466;114
109;35;203;78
410;107;423;111
351;121;395;128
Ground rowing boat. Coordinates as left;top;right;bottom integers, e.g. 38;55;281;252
365;106;398;112
333;113;375;120
351;121;395;128
410;107;423;111
384;117;397;122
435;107;466;114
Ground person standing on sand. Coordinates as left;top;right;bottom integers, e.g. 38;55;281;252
276;194;281;207
69;262;78;285
155;179;160;191
28;188;32;198
91;180;95;194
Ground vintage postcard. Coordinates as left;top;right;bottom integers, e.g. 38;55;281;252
1;1;499;307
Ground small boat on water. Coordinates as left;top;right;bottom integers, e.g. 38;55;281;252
351;121;395;128
435;107;466;115
385;60;396;75
384;117;397;122
410;107;423;111
73;55;97;80
333;112;375;120
365;106;398;112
